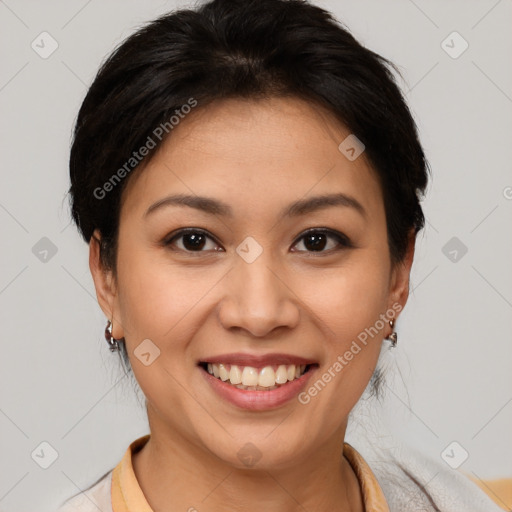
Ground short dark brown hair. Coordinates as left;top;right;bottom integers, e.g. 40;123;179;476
68;0;430;276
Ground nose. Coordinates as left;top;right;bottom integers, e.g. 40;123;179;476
217;250;300;338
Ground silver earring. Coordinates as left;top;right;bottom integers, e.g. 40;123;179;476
386;319;398;348
105;319;121;352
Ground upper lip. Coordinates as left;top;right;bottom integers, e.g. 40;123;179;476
199;353;317;367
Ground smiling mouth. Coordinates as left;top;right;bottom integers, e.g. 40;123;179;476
199;362;317;391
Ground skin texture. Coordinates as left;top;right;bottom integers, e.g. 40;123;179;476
89;97;415;511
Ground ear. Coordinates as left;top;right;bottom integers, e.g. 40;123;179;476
388;230;416;314
89;229;124;339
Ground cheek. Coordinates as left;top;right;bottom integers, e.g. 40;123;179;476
116;245;210;341
114;253;205;412
307;253;390;340
300;252;390;399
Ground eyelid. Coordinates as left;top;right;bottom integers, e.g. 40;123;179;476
164;227;215;243
294;227;352;247
291;227;353;254
163;227;223;249
163;227;353;254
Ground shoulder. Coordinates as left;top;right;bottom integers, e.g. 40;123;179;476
468;477;512;511
56;470;113;512
348;435;510;512
379;445;509;511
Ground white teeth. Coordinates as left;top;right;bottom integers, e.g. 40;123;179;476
258;366;275;387
229;365;242;385
275;365;288;384
206;363;309;388
241;366;259;386
219;363;230;381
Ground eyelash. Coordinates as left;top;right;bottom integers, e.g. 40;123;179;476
162;227;353;255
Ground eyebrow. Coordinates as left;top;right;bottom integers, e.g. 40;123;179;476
144;192;366;219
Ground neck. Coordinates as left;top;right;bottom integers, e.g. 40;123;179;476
131;418;364;512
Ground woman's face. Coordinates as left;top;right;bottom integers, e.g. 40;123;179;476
91;97;412;470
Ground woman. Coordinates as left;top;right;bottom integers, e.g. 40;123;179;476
58;0;508;510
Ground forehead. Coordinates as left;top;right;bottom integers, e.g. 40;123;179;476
120;97;383;222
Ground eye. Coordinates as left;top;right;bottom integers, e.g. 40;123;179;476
163;228;222;253
291;228;352;254
163;227;352;255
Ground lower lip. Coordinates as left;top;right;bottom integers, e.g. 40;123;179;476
200;365;317;411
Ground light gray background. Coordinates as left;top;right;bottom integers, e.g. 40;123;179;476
1;1;511;511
